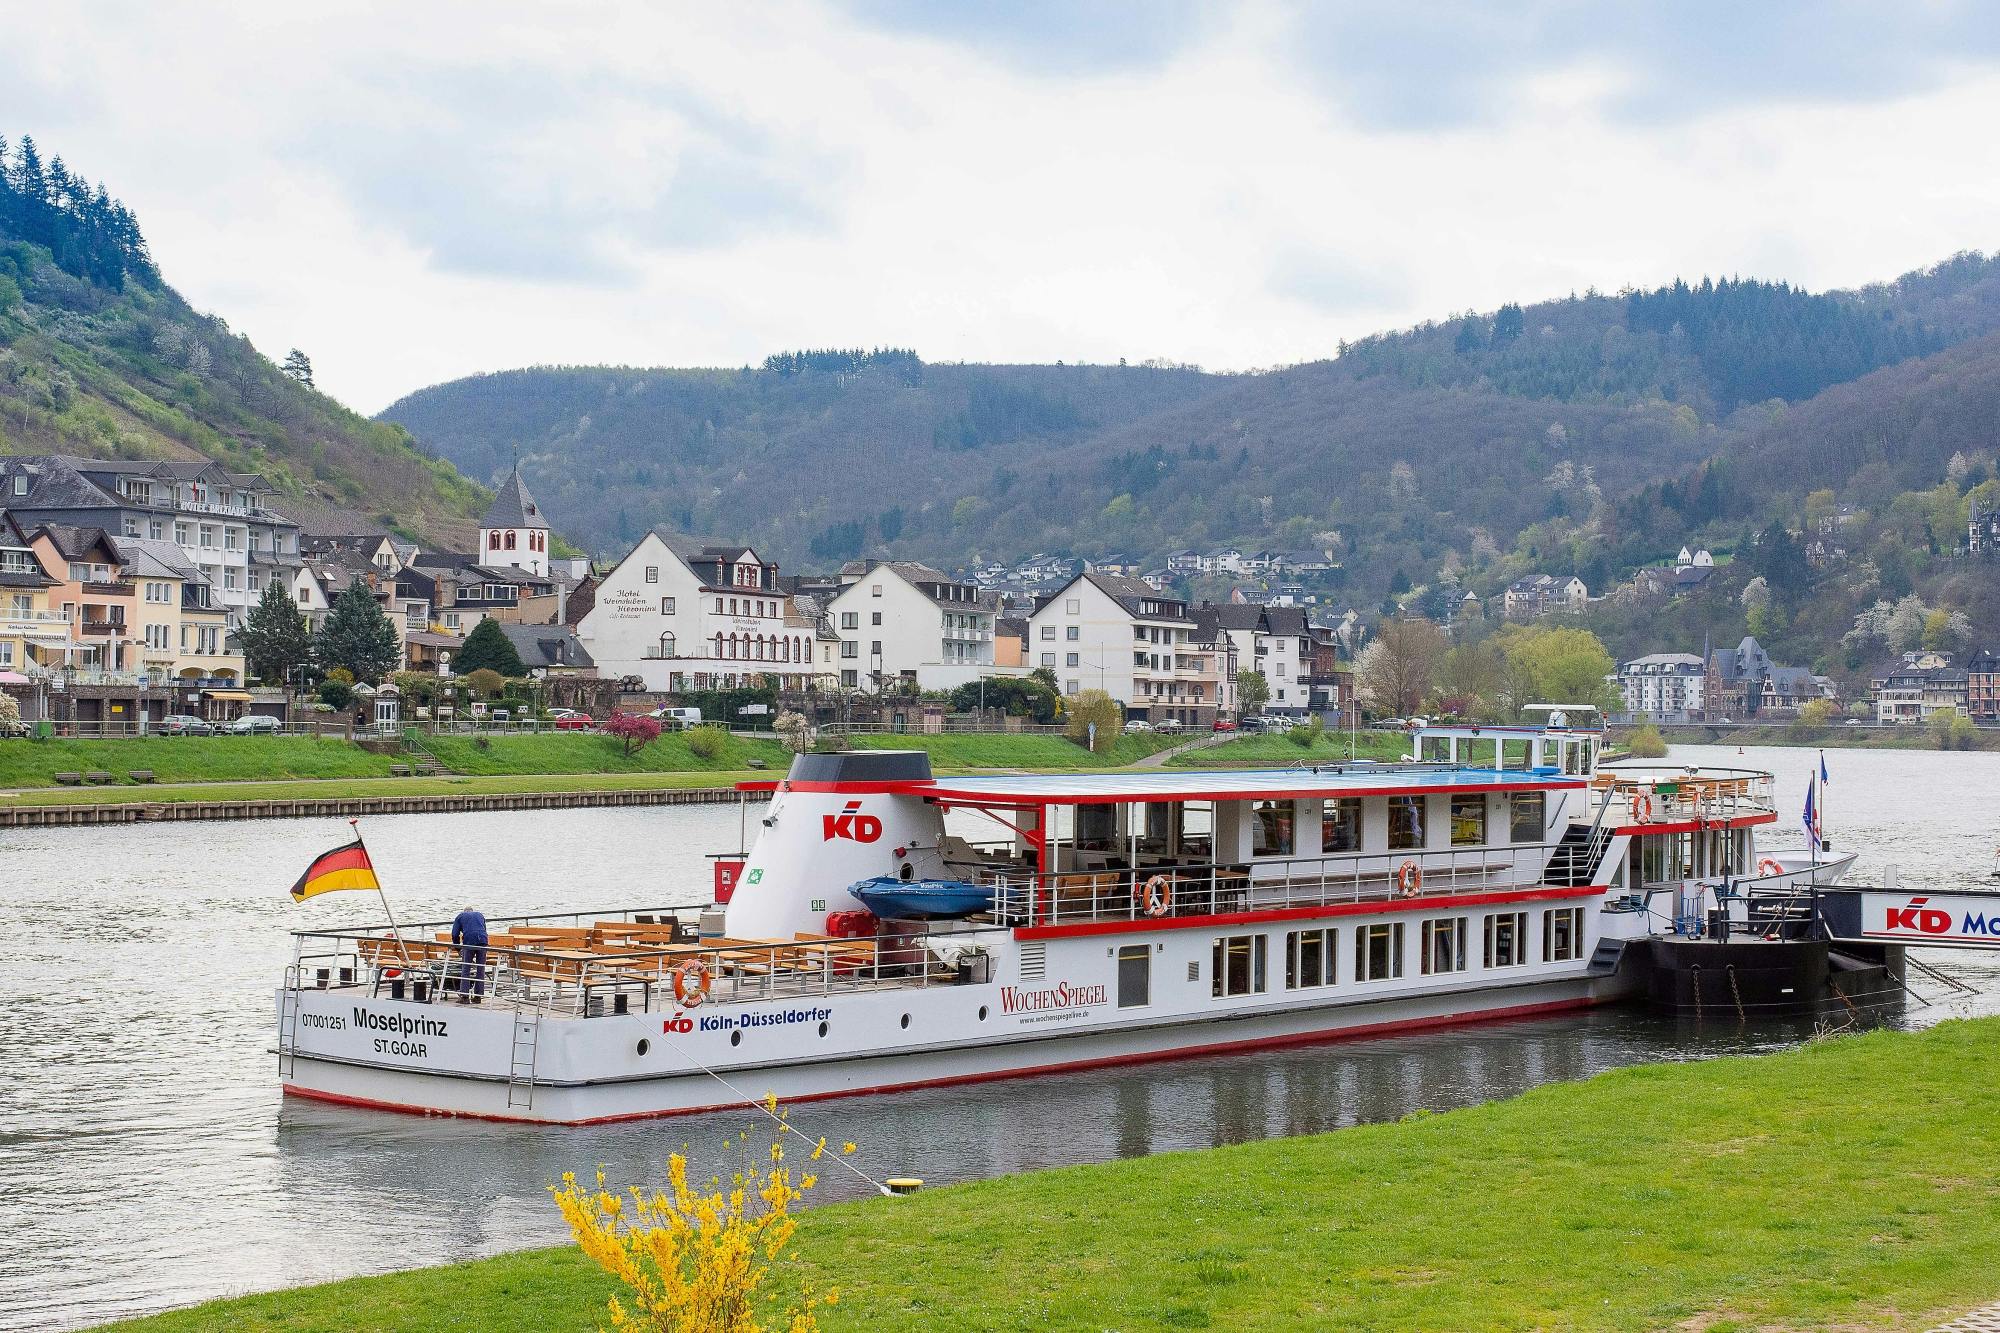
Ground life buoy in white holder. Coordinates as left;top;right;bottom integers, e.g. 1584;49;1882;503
1396;860;1422;898
1632;793;1654;824
673;958;712;1007
1140;874;1173;918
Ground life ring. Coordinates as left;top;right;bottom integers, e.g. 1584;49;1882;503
672;958;712;1007
1756;858;1784;879
1396;860;1422;898
1632;793;1654;824
1140;874;1173;918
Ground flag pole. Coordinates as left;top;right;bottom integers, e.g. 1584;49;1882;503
350;817;412;968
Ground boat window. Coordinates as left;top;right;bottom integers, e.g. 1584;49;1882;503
1144;802;1173;847
1563;743;1583;775
1116;944;1151;1008
1449;795;1486;847
1484;911;1529;967
1420;735;1451;763
1252;801;1294;857
1459;737;1496;769
1539;740;1560;769
1321;797;1361;853
1388;796;1424;851
1421;918;1467;974
1544;907;1585;962
1509;792;1545;844
1501;739;1532;770
1181;802;1213;860
1354;922;1404;981
1075;804;1117;851
1580;739;1596;772
1211;934;1266;997
1285;928;1336;989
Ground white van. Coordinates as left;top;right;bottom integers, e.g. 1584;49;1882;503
651;706;703;730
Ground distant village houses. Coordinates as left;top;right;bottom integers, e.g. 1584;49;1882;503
1502;573;1588;619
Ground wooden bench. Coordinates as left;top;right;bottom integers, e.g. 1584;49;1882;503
53;772;82;786
389;763;411;777
84;771;116;785
128;770;155;783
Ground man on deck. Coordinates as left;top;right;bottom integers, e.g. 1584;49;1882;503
451;904;489;1004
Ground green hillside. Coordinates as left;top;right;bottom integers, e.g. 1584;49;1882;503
0;134;487;548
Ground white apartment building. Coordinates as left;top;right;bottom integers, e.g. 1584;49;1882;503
1028;573;1229;726
1617;653;1707;720
827;561;1001;691
576;530;822;692
1198;604;1312;714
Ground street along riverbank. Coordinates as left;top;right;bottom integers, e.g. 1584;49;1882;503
105;1018;2000;1332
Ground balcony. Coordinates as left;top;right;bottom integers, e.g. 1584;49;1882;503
82;580;132;596
0;608;67;625
78;620;126;637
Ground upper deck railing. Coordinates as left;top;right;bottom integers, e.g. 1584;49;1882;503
1592;763;1776;824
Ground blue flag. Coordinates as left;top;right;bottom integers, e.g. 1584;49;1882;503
1802;775;1821;852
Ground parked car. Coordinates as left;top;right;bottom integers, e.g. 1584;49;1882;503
1154;719;1182;734
1238;716;1267;733
548;710;595;731
1122;719;1153;733
649;706;703;730
223;714;282;735
159;715;214;736
1211;719;1237;732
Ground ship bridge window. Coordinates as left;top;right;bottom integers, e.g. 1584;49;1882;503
1502;739;1532;770
1286;928;1336;989
1449;795;1486;846
1563;743;1584;775
1421;917;1468;974
1484;912;1529;967
1117;944;1151;1008
1460;737;1496;769
1420;735;1451;763
1545;907;1585;962
1211;934;1267;997
1321;797;1360;853
1388;796;1425;851
1252;801;1294;856
1509;792;1545;844
1355;922;1404;981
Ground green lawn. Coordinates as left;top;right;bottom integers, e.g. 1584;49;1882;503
846;730;1182;768
106;1019;2000;1332
0;736;396;788
0;770;765;807
422;731;793;775
1171;728;1409;767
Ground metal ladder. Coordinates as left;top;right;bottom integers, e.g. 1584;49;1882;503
506;1011;542;1109
277;968;301;1079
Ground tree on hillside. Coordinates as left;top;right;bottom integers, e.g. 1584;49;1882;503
1235;669;1270;715
281;348;314;387
239;579;315;686
1494;625;1620;714
314;579;399;683
1354;618;1448;717
1065;689;1122;752
452;617;525;677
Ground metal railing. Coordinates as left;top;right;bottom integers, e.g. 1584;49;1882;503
978;837;1588;927
1592;764;1776;822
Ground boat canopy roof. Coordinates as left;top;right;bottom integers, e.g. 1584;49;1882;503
920;764;1583;808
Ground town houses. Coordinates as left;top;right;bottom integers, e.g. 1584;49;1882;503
824;561;998;691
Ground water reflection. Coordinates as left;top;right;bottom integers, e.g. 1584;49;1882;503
1;747;1996;1329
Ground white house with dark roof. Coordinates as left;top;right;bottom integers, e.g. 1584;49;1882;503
826;560;1002;691
575;529;823;691
1028;572;1231;725
480;465;550;578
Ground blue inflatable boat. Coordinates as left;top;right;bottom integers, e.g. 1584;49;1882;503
848;876;994;920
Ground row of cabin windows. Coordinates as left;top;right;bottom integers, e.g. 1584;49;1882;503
1251;792;1546;857
1207;907;1587;998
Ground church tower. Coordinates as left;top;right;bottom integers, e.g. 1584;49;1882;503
481;464;549;577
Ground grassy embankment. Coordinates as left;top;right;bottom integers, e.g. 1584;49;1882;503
1634;722;2000;752
0;736;397;788
109;1018;2000;1332
1173;729;1408;767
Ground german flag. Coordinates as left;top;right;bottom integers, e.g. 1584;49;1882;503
290;838;381;902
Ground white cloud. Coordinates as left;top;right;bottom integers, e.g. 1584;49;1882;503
6;2;1999;412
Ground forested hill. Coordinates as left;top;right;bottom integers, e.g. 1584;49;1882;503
381;252;2000;599
0;135;488;548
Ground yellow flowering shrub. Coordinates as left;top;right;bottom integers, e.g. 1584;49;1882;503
551;1145;836;1333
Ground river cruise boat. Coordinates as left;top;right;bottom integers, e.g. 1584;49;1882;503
277;717;1862;1123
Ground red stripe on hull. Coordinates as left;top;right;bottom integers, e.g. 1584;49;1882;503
282;992;1607;1127
1015;883;1606;940
1613;813;1775;836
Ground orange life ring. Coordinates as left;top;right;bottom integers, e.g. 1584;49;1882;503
1140;874;1173;918
1756;858;1784;878
672;958;712;1007
1396;860;1422;898
1633;793;1654;824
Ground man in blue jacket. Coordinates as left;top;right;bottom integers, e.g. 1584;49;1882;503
451;904;489;1004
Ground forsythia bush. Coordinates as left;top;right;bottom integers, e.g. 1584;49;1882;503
552;1144;836;1332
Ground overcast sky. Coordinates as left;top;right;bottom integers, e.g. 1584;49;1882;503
9;2;2000;412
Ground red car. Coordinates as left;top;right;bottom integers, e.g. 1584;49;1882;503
1212;719;1237;732
548;710;595;731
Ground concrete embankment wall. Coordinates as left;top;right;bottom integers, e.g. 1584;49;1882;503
0;786;766;827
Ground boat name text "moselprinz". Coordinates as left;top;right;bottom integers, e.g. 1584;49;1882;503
998;981;1108;1014
351;1008;450;1038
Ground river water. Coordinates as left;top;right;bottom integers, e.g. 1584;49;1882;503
1;744;1995;1330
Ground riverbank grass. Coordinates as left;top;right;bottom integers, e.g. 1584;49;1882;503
108;1018;2000;1332
0;736;395;788
1172;728;1408;766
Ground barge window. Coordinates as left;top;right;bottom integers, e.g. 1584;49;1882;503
1388;796;1424;851
1484;911;1529;967
1253;801;1294;856
1355;922;1404;981
1509;792;1545;844
1211;934;1267;997
1544;907;1585;962
1421;917;1467;974
1117;945;1151;1008
1449;795;1486;846
1321;797;1360;853
1285;928;1336;989
1501;739;1532;770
